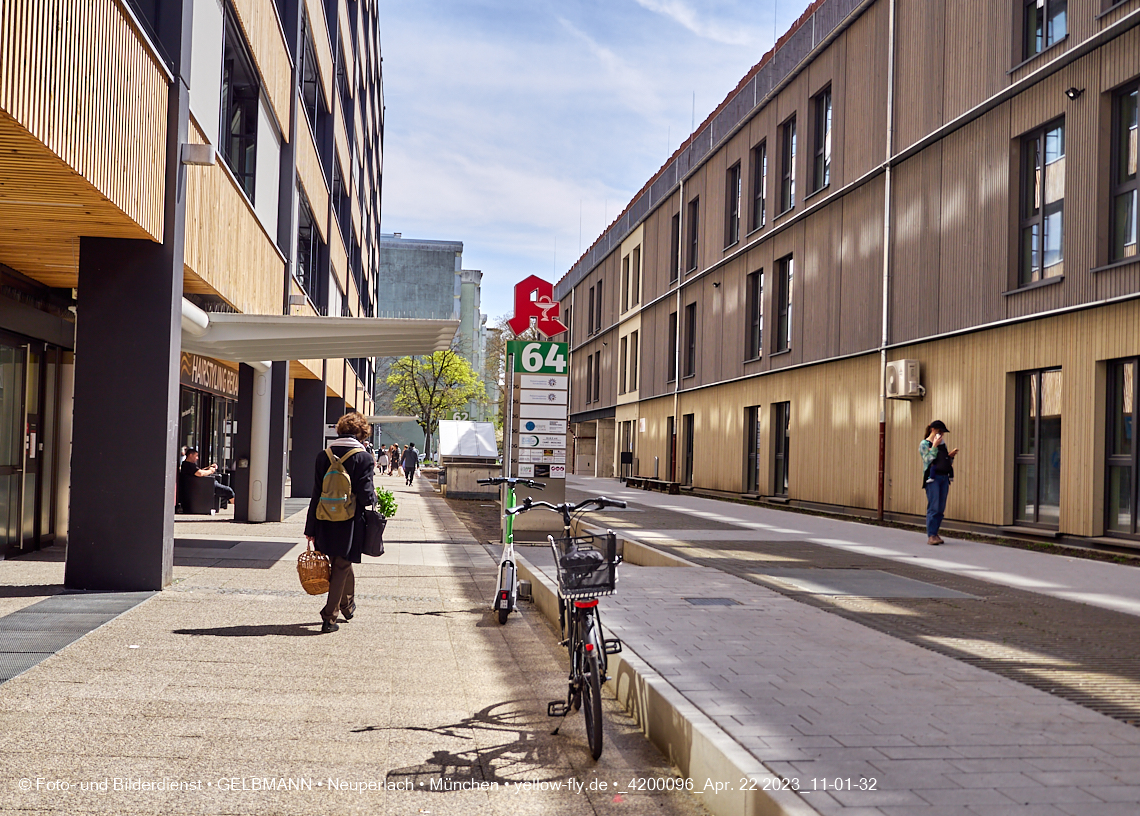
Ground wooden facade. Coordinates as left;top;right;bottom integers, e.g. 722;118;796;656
559;0;1140;544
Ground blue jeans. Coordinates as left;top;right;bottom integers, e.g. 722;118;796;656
925;474;951;537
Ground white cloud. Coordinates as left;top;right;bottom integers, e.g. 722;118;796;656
630;0;765;46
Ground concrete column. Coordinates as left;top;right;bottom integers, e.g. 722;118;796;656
233;365;254;521
248;362;272;522
290;378;324;498
265;361;288;521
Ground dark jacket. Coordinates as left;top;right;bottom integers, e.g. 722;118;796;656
401;446;419;470
304;442;376;563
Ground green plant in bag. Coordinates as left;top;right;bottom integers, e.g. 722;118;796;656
375;486;398;518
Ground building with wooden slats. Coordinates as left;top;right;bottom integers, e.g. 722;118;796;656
556;0;1140;549
0;0;454;589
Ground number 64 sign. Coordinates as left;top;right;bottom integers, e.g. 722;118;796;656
507;341;567;375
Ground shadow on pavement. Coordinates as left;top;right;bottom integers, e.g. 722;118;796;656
172;622;324;637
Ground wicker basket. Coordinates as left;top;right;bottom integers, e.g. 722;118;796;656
297;541;331;595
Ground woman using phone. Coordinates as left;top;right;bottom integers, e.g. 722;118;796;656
919;420;958;545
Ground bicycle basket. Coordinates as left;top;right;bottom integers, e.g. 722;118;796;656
550;532;618;599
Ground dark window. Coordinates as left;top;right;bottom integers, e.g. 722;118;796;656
1020;120;1065;285
587;286;595;334
666;416;676;481
669;213;681;282
746;269;763;360
745;405;761;493
631;247;640;306
682;413;695;485
331;161;351;245
667;311;678;382
683;302;697;377
812;87;832;193
687;198;700;272
775;256;793;352
1112;84;1138;262
619;335;628;394
629;330;638;390
299;17;321;135
220;18;260;200
772;402;790;495
1107;359;1137;537
1023;0;1067;60
564;305;572;345
750;141;767;232
621;255;630;313
585;353;594;403
1015;368;1063;527
595;279;603;332
593;350;601;402
725;162;741;246
295;196;323;300
780;116;796;213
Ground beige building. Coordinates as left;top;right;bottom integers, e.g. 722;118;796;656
556;0;1140;546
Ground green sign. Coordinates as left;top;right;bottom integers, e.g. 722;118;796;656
508;341;568;374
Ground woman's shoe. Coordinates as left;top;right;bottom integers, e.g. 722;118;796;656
321;619;339;634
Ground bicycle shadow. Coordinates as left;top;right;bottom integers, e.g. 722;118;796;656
355;701;567;787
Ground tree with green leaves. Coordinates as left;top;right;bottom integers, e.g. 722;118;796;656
386;348;485;461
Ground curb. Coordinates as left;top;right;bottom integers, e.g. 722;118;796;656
515;552;819;816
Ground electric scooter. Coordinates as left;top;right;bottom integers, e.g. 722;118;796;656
476;476;545;623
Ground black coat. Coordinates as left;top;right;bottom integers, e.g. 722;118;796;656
304;444;376;563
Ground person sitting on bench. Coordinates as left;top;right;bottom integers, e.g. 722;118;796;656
179;448;235;510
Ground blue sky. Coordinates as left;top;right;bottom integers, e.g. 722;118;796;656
376;0;812;323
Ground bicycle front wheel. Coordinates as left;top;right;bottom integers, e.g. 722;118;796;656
582;649;604;759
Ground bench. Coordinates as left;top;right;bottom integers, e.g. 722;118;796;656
625;476;681;495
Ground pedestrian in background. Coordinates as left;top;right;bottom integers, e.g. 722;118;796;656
388;443;399;476
305;412;376;633
377;445;389;476
402;443;419;486
919;420;958;546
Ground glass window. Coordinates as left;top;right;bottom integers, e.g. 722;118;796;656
687;198;700;272
585;354;594;403
667;311;678;382
745;405;761;492
1107;359;1137;536
595;280;603;333
621;256;630;313
780;117;797;212
775;256;793;352
619;335;628;394
593;350;601;403
1020;120;1065;285
1015;369;1062;527
682;413;695;485
773;402;790;496
629;330;639;391
684;303;697;377
587;286;595;334
813;88;832;193
1112;85;1138;262
725;162;741;246
220;18;260;200
631;247;640;306
746;269;763;360
751;142;767;232
670;214;680;283
1023;0;1066;60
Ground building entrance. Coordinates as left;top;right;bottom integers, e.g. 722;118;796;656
0;335;65;554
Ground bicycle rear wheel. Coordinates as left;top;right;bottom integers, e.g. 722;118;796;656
582;649;604;759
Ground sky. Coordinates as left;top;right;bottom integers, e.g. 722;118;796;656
376;0;813;324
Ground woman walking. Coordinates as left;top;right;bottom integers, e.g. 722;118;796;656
377;445;389;477
304;412;376;633
388;443;399;476
919;420;958;545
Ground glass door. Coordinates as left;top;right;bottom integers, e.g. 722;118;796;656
682;413;694;485
0;341;25;550
745;405;761;493
773;402;790;496
1107;359;1137;537
21;344;43;549
1015;369;1063;527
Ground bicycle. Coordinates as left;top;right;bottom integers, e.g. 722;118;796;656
505;495;627;759
476;476;545;624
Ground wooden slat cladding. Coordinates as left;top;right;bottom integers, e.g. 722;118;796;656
893;0;945;152
943;0;1010;122
890;142;942;340
333;105;351;192
304;0;335;111
230;0;292;142
0;0;167;241
839;0;888;180
295;107;328;242
329;217;348;294
184;121;285;316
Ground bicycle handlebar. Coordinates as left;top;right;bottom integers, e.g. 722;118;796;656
477;477;546;489
505;496;627;516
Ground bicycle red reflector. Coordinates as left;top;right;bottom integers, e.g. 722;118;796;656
573;599;599;608
585;643;594;652
500;590;509;599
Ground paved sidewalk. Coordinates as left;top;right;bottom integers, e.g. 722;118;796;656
517;475;1140;816
0;476;708;816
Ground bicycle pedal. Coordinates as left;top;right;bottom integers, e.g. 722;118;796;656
547;701;570;717
603;638;623;655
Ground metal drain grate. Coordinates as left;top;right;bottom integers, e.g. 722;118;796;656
684;597;740;607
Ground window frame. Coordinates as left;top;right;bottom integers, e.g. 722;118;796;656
772;401;790;496
746;269;763;360
779;116;797;214
725;161;742;247
631;246;641;306
619;335;628;394
811;86;832;194
621;255;630;313
1111;82;1138;263
1018;118;1066;287
667;311;678;382
669;214;681;283
775;256;793;353
745;405;761;493
595;279;604;333
219;16;261;201
587;286;595;335
593;350;601;403
585;353;594;403
687;197;700;272
683;302;697;378
1022;0;1068;61
1014;368;1063;528
629;330;639;391
750;141;767;233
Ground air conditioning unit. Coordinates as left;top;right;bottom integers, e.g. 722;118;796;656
886;359;924;399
